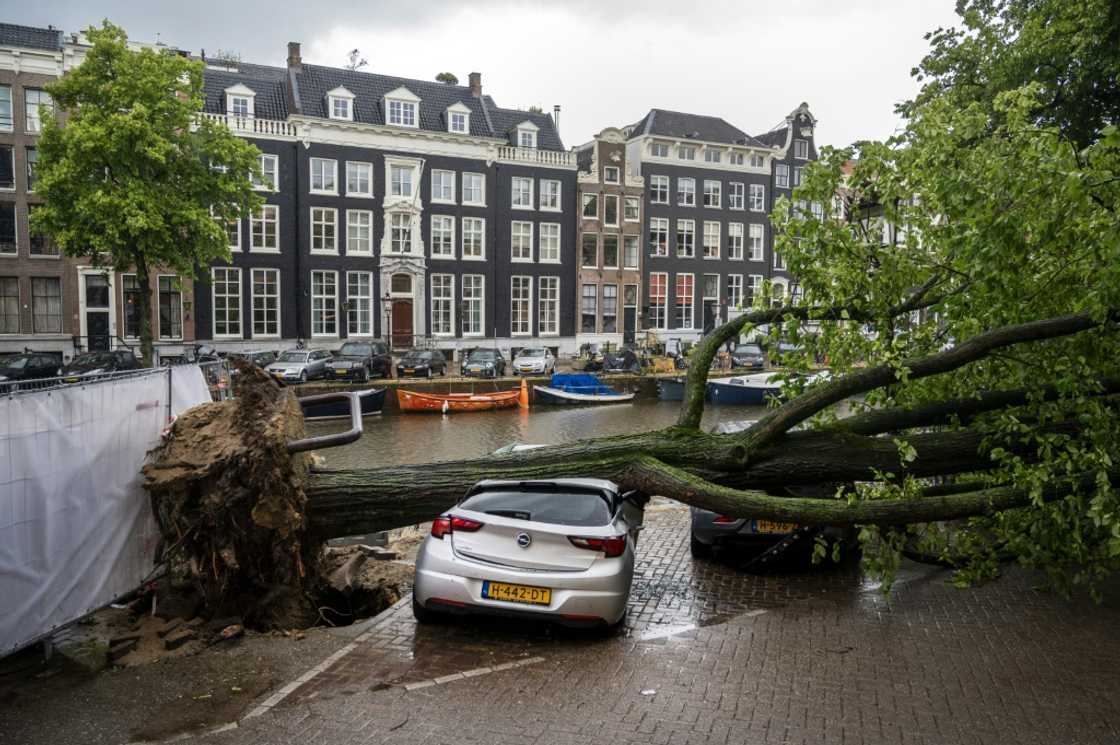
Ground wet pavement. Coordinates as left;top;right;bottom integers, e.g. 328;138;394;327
3;504;1119;744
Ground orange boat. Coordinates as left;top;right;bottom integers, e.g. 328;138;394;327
396;388;521;413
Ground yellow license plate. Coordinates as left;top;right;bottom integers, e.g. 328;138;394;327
754;520;797;534
403;368;414;374
482;581;551;606
335;368;348;375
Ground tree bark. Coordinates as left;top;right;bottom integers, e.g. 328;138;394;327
135;255;154;367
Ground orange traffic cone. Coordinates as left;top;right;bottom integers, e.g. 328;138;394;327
519;377;530;409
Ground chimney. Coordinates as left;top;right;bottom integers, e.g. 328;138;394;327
553;104;561;135
469;72;482;97
287;41;302;72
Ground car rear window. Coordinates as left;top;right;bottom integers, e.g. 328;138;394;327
459;489;612;527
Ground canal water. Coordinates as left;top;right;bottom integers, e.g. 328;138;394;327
308;399;768;470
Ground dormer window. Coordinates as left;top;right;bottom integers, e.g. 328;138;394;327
326;87;355;121
514;120;539;149
224;83;256;118
230;96;250;116
445;101;471;134
383;87;421;128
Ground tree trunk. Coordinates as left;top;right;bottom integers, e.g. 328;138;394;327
135;256;154;367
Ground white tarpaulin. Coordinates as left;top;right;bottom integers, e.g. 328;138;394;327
0;366;212;655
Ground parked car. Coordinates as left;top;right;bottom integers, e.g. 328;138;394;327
265;349;332;383
328;341;392;382
225;349;277;377
413;478;648;628
397;349;447;378
58;350;142;382
0;352;63;388
461;348;506;378
512;347;555;376
730;343;765;370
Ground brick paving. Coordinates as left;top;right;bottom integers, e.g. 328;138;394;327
192;504;1120;745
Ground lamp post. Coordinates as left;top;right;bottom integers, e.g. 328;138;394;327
382;292;393;349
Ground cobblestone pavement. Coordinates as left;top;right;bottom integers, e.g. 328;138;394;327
191;504;1120;745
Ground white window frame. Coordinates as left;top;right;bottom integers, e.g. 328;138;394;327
728;223;744;260
252;154;278;191
223;213;241;252
211;266;243;340
677;178;695;207
0;85;12;134
346;161;373;197
728;274;744;309
773;250;787;271
793;166;804;186
431;169;456;204
511;176;534;210
346;209;373;256
648;272;668;330
310;157;338;195
311;269;339;338
157;274;184;341
251;267;280;339
676;219;695;259
462;216;486;260
624;196;640;222
346;271;373;337
704;148;722;164
703;180;721;209
387;99;418;128
462;274;485;336
750;153;765;168
794;139;809;159
250;204;279;253
539;179;562;211
749;183;766;212
510;275;533;336
538;276;559;336
650;175;669;204
582;193;599;220
511;220;534;263
463;172;486;206
748;274;763;305
603;166;620;184
227;94;252;118
390;164;415;198
729;182;745;210
676;273;695;330
703;221;720;259
649;217;669;257
604;194;620;227
539;223;561;263
678;145;696;161
430;273;455;336
776;164;790;189
517;127;538;149
602;283;618;333
748;224;765;261
623;235;640;269
311;207;338;254
389;213;413;254
649;142;669;158
602;235;620;270
328;87;355;121
430;214;455;258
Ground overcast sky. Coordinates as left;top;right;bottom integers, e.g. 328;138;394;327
11;1;961;149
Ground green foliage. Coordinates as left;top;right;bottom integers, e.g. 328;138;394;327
435;72;459;85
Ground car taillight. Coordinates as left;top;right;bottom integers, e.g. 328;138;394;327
568;535;627;558
431;517;451;539
431;515;484;540
713;515;739;523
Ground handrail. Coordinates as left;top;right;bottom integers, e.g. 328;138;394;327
288;390;365;453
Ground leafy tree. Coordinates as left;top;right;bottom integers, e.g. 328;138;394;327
435;71;458;85
31;22;262;365
527;105;544;114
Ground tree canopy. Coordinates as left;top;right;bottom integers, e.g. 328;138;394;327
31;22;262;364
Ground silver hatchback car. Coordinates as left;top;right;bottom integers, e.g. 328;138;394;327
413;478;647;628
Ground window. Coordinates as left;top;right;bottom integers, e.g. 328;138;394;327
390;213;412;253
747;274;763;304
310;271;338;336
511;221;533;262
151;276;181;340
229;95;250;117
604;166;620;183
729;182;745;210
25;89;52;133
31;277;61;333
603;235;619;268
462;274;484;335
749;183;765;212
347;209;373;255
391;274;412;294
0;203;14;253
748;224;764;261
675;273;694;329
390;165;413;197
676;219;695;258
650;142;669;157
649;217;669;257
387;99;417;127
342;271;372;336
253;154;279;191
122;275;141;338
462;217;485;259
449;111;468;133
220;211;241;251
582;193;598;219
511;276;532;335
624;197;640;222
431;215;455;257
310;157;337;194
677;178;695;206
0;86;11;132
728;274;743;308
811;201;824;221
730;152;744;165
28;205;57;256
771;282;786;308
512;177;533;209
704;149;721;163
330;95;351;121
703;274;719;302
648;273;667;329
703;221;720;259
539;276;559;336
602;284;618;333
431;170;455;203
248;205;278;252
678;145;696;161
25;147;37;191
212;267;242;338
773;250;787;271
604;195;619;226
540;223;560;262
517;128;537;149
776;164;790;189
581;284;597;333
463;172;485;205
793;167;803;186
0;276;18;333
794;139;809;159
540;179;561;210
623;236;639;269
650;175;669;204
0;146;12;189
311;207;337;253
581;234;598;267
431;274;454;335
728;223;744;260
703;180;721;208
345;161;372;196
251;268;280;338
750;153;765;168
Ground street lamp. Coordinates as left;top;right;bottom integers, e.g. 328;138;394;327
381;292;393;348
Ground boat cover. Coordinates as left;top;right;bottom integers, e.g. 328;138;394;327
548;373;623;396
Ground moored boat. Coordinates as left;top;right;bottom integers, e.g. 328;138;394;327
397;387;520;413
706;373;783;406
300;388;386;420
534;373;635;405
658;377;687;401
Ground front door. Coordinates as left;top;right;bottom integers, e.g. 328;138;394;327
84;274;112;351
623;284;638;345
392;299;413;349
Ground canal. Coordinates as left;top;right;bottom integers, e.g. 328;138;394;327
307;399;767;470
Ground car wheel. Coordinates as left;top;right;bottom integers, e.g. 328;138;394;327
299;370;307;384
426;367;432;379
412;595;442;624
689;534;713;559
